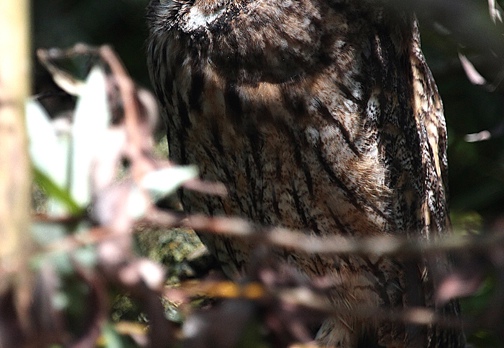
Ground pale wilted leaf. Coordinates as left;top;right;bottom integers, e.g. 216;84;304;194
92;127;127;194
36;48;86;96
436;272;485;303
459;53;487;86
464;130;492;142
26;99;69;188
71;65;111;207
118;259;165;291
136;88;159;135
489;0;503;23
26;99;74;215
126;186;150;220
140;165;198;202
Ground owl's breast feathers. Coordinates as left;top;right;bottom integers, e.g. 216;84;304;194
148;0;446;237
147;1;463;346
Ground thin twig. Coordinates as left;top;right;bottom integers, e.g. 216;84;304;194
143;209;503;258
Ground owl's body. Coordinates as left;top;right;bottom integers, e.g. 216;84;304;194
147;1;464;346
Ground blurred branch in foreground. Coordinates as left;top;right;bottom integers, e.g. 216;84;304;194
0;0;33;342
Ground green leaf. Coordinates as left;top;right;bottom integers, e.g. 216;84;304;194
34;167;83;216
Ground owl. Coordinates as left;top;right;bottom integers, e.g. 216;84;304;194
147;1;465;347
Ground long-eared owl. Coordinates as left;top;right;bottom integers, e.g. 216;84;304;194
147;1;465;346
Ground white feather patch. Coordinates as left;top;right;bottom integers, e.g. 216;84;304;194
185;6;225;30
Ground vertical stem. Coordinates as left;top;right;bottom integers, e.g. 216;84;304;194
0;0;32;328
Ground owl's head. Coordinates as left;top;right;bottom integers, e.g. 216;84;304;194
147;0;336;84
147;0;233;34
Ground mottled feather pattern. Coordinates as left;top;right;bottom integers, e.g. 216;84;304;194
147;1;464;346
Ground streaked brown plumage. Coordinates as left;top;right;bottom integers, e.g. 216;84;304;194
147;1;465;346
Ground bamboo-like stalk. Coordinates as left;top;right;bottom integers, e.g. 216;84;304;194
0;0;32;330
